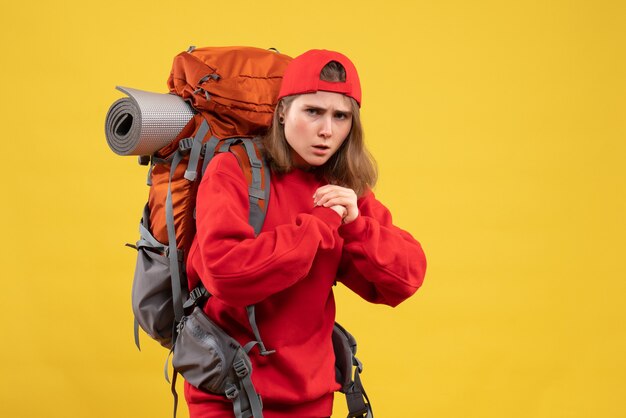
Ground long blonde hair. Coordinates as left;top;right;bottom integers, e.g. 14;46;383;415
261;61;377;196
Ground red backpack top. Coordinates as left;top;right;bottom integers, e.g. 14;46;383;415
167;46;291;141
148;46;291;251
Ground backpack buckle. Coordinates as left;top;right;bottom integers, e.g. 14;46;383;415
233;359;249;378
225;384;239;399
179;137;194;153
187;286;208;306
175;316;187;334
189;287;203;301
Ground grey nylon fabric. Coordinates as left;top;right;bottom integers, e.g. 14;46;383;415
105;86;194;156
201;136;221;176
332;323;356;392
240;138;266;236
245;306;275;356
173;307;263;417
220;138;267;235
332;323;374;418
132;205;183;349
132;247;173;347
240;139;262;192
166;150;185;326
185;120;210;181
350;370;373;418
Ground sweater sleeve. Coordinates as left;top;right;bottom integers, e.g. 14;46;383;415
336;190;427;307
189;152;343;308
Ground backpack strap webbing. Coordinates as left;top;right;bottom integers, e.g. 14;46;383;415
201;133;269;235
219;139;275;357
334;323;374;418
345;363;373;418
164;146;190;418
165;149;185;326
241;138;266;235
166;120;212;331
183;120;209;181
170;364;180;418
226;138;268;236
227;357;263;418
244;305;275;356
201;135;221;176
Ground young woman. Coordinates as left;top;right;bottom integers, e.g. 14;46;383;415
184;49;427;418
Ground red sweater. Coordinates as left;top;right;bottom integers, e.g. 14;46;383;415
185;152;426;418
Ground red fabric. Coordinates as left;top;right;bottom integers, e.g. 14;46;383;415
277;49;362;106
185;152;426;417
168;46;292;140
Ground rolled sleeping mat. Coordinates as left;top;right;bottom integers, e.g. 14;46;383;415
105;86;195;156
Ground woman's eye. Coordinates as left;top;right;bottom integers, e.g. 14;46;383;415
334;112;348;120
305;108;318;115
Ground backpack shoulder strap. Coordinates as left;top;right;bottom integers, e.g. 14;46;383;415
221;137;270;236
333;322;374;418
197;135;275;357
221;138;275;356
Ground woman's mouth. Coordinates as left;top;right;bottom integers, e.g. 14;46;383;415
312;145;330;156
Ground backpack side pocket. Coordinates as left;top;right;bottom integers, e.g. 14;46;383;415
131;203;186;349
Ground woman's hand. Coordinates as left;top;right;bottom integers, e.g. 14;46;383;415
313;185;359;224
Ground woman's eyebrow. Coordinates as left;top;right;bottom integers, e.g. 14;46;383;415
302;104;352;114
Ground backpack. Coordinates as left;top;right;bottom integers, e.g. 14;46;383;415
116;46;373;418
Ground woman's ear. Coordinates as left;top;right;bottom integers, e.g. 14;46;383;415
278;103;286;124
277;100;285;120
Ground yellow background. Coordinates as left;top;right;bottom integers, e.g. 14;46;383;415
1;0;625;417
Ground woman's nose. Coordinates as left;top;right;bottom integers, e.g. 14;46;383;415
318;115;332;138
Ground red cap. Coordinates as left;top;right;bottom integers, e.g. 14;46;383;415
277;49;362;106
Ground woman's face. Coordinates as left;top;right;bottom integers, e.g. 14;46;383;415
280;91;353;168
